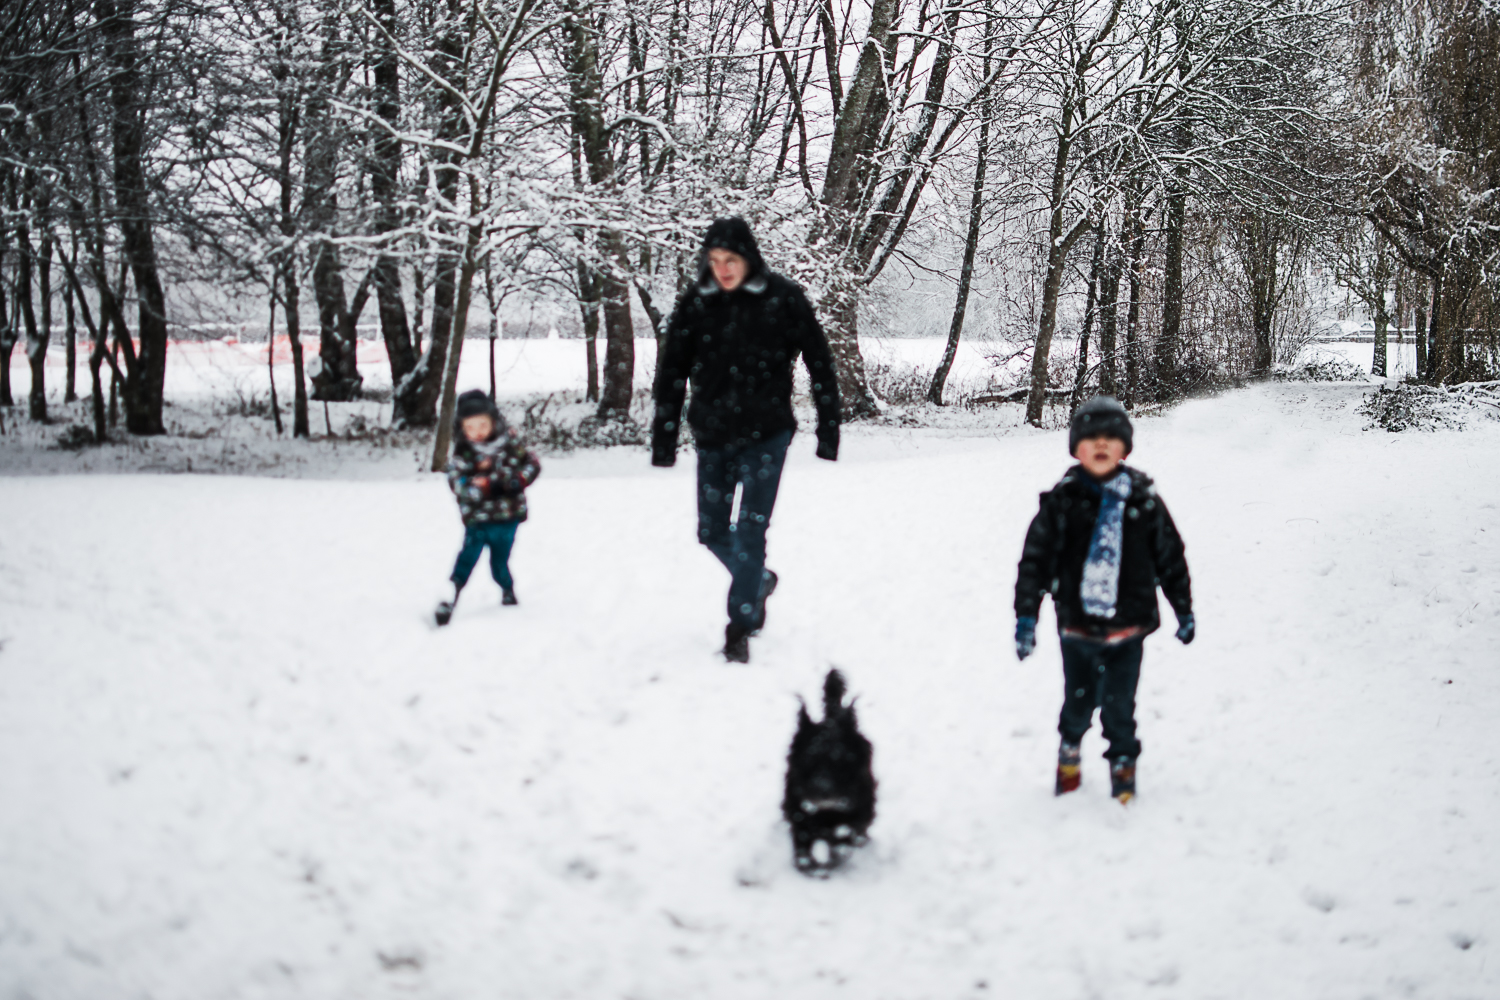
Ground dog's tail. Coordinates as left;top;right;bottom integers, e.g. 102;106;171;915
822;668;847;718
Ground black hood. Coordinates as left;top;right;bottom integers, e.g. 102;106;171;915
695;217;770;295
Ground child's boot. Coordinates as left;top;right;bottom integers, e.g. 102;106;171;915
1055;739;1082;795
435;584;463;626
723;622;751;663
1110;755;1137;804
502;587;518;606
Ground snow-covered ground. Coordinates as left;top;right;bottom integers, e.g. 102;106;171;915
2;374;1499;999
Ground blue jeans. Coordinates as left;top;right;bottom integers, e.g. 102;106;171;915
1059;636;1144;760
451;521;519;590
696;431;792;629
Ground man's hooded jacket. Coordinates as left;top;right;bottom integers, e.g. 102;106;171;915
651;218;841;464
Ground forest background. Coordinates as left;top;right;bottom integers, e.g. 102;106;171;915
1;0;1497;460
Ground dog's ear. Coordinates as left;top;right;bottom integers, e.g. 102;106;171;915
795;697;814;732
822;669;847;719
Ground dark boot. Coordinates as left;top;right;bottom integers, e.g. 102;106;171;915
753;569;778;633
1055;740;1082;796
723;622;751;663
1110;755;1136;804
502;587;518;606
435;584;463;626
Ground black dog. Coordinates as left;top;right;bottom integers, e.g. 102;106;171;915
782;669;876;875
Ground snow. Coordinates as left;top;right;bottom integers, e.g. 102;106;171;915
3;362;1500;997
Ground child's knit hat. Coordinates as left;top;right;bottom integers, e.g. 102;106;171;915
456;389;497;422
1069;395;1133;455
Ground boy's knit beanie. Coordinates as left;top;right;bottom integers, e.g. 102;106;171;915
455;389;496;421
1069;395;1133;455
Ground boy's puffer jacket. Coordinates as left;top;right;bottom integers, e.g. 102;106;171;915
446;425;541;525
1014;464;1192;637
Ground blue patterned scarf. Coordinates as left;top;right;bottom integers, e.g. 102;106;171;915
1080;470;1134;618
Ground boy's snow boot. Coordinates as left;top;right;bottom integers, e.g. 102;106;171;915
723;623;751;664
502;587;518;606
753;569;779;633
1055;740;1082;796
1110;755;1137;804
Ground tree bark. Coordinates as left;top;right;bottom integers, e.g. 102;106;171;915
274;39;310;437
0;217;11;407
577;261;600;402
370;0;416;386
305;4;361;402
64;239;78;402
1070;222;1106;414
29;227;54;421
100;0;169;435
930;8;991;406
1025;96;1092;426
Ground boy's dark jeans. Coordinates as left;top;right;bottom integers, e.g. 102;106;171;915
451;521;520;590
696;430;792;629
1059;635;1145;760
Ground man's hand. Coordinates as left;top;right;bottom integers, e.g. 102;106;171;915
1015;616;1037;660
1175;613;1196;645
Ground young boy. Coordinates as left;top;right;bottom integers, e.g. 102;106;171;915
1014;396;1194;803
436;389;542;626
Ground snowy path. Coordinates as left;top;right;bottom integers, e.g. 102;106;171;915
2;383;1498;999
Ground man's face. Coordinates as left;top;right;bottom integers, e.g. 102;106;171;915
1074;434;1127;478
708;248;748;292
462;414;495;443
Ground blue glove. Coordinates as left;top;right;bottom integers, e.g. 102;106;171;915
1175;613;1196;645
1015;616;1037;660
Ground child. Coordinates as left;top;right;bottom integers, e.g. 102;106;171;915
436;389;542;626
1013;396;1193;803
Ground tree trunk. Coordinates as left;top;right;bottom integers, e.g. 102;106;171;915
392;0;468;429
1070;223;1106;415
1370;242;1391;378
16;226;41;420
267;277;283;435
64;250;78;403
1159;171;1187;392
1025;99;1090;426
429;178;486;472
1097;236;1123;397
577;261;600;402
807;0;897;420
1123;211;1145;407
1246;220;1276;378
0;222;11;407
274;39;310;437
370;0;416;386
29;228;54;421
100;0;169;435
928;130;988;406
930;11;991;407
304;6;360;402
595;246;636;418
1414;283;1429;380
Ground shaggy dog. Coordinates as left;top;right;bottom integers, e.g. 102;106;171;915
782;669;876;875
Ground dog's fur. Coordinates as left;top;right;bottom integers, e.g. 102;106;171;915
782;669;876;875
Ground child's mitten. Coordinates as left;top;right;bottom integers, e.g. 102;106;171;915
1175;613;1196;645
1015;616;1037;660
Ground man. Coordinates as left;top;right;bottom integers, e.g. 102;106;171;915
651;217;841;663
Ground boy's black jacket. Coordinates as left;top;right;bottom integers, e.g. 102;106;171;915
650;270;840;463
1015;464;1192;635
